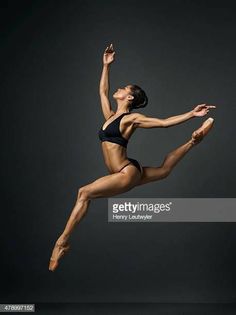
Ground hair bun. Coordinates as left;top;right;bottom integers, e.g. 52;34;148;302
139;95;148;107
129;84;148;111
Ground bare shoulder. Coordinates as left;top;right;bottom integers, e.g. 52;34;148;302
105;111;115;121
130;112;145;119
128;112;146;125
127;112;144;122
122;112;139;124
122;112;146;129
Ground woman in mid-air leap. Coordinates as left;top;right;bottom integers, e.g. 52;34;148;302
49;43;216;271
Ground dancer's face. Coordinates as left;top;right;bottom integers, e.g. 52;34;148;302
113;85;134;102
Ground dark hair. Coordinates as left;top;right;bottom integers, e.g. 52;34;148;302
128;84;148;111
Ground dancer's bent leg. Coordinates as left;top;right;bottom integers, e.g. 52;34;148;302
137;117;214;186
49;164;141;271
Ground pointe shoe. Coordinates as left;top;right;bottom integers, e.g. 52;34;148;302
190;117;214;145
49;242;70;272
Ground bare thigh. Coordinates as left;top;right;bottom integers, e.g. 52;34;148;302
136;166;170;186
79;164;142;200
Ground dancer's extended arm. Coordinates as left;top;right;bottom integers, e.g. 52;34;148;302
99;44;115;120
162;110;194;127
133;104;216;128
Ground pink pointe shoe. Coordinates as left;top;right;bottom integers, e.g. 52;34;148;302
190;117;214;145
49;241;70;272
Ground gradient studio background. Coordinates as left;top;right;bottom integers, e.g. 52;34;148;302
1;0;236;303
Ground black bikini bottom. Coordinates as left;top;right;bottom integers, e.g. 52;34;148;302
119;158;142;173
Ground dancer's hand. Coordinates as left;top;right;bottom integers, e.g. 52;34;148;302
103;43;115;65
192;104;216;117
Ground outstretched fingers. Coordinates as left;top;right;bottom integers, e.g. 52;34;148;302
104;43;114;53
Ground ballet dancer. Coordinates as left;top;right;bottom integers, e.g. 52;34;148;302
49;43;216;271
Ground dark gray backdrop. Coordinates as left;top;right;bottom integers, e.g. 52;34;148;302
1;0;236;303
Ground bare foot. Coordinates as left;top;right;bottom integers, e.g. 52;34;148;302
49;237;70;272
190;117;214;145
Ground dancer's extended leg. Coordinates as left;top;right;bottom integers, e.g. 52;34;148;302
137;117;214;186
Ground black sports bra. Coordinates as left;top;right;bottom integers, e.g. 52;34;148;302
98;112;130;148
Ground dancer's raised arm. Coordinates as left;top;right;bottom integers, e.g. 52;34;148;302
99;43;115;120
133;104;216;128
